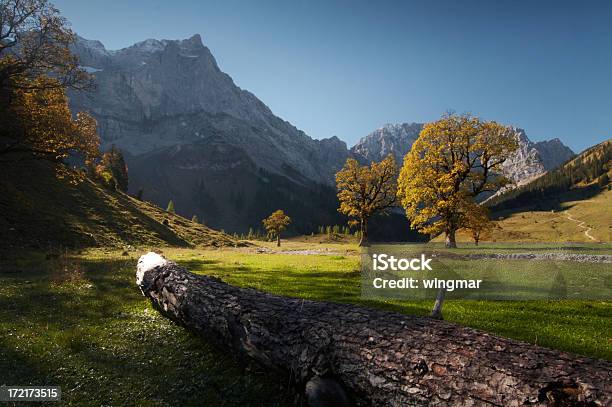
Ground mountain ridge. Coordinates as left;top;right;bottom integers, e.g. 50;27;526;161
71;34;348;186
69;33;577;233
351;122;575;184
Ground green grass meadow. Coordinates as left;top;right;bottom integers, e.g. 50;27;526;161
0;243;610;405
0;250;294;406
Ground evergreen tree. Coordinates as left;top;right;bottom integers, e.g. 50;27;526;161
95;145;128;191
166;200;175;214
107;145;128;191
597;173;609;188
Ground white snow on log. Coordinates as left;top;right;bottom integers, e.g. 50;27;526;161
137;252;167;286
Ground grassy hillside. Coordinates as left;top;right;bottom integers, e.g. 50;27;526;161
0;161;237;250
446;139;612;244
487;138;611;211
446;188;611;243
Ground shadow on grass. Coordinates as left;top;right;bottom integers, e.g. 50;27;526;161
0;340;51;385
0;254;295;406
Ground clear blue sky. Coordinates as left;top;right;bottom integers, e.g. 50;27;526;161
53;0;611;152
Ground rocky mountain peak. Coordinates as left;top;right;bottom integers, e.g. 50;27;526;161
69;34;350;186
352;123;575;185
501;128;546;183
181;34;204;48
351;122;423;163
533;138;575;171
68;33;576;233
131;38;165;52
75;36;109;55
501;128;575;183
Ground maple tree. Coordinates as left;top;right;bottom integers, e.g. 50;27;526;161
0;0;98;179
262;210;291;247
465;207;493;246
397;113;517;248
336;155;398;246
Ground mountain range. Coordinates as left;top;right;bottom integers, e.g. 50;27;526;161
351;123;575;184
69;34;575;233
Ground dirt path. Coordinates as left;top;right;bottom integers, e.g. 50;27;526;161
563;211;597;241
253;247;344;256
463;252;611;263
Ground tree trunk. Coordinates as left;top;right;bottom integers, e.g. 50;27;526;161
444;229;457;248
136;253;612;407
430;287;446;320
358;218;368;247
277;233;281;247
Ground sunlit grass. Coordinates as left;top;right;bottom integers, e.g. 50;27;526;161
0;244;610;406
164;246;611;360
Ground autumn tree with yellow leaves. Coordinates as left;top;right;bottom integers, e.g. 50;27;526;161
397;113;518;248
262;210;292;247
0;0;99;179
0;0;91;94
336;154;398;246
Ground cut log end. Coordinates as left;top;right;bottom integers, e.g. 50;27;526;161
136;252;167;287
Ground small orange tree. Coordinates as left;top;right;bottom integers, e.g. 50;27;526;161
464;207;493;246
262;210;291;247
336;154;398;246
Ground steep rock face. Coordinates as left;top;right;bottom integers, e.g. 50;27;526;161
501;129;547;183
70;34;347;186
351;123;423;163
352;124;575;184
534;138;576;171
502;130;576;184
69;35;347;232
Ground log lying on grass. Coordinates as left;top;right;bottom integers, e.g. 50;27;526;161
136;252;611;406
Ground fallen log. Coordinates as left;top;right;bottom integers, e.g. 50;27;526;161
136;252;611;406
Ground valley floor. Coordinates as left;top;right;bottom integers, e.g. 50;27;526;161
0;242;610;405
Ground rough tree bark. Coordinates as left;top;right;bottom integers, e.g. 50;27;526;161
444;228;457;248
136;253;611;406
359;218;368;247
430;288;446;320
